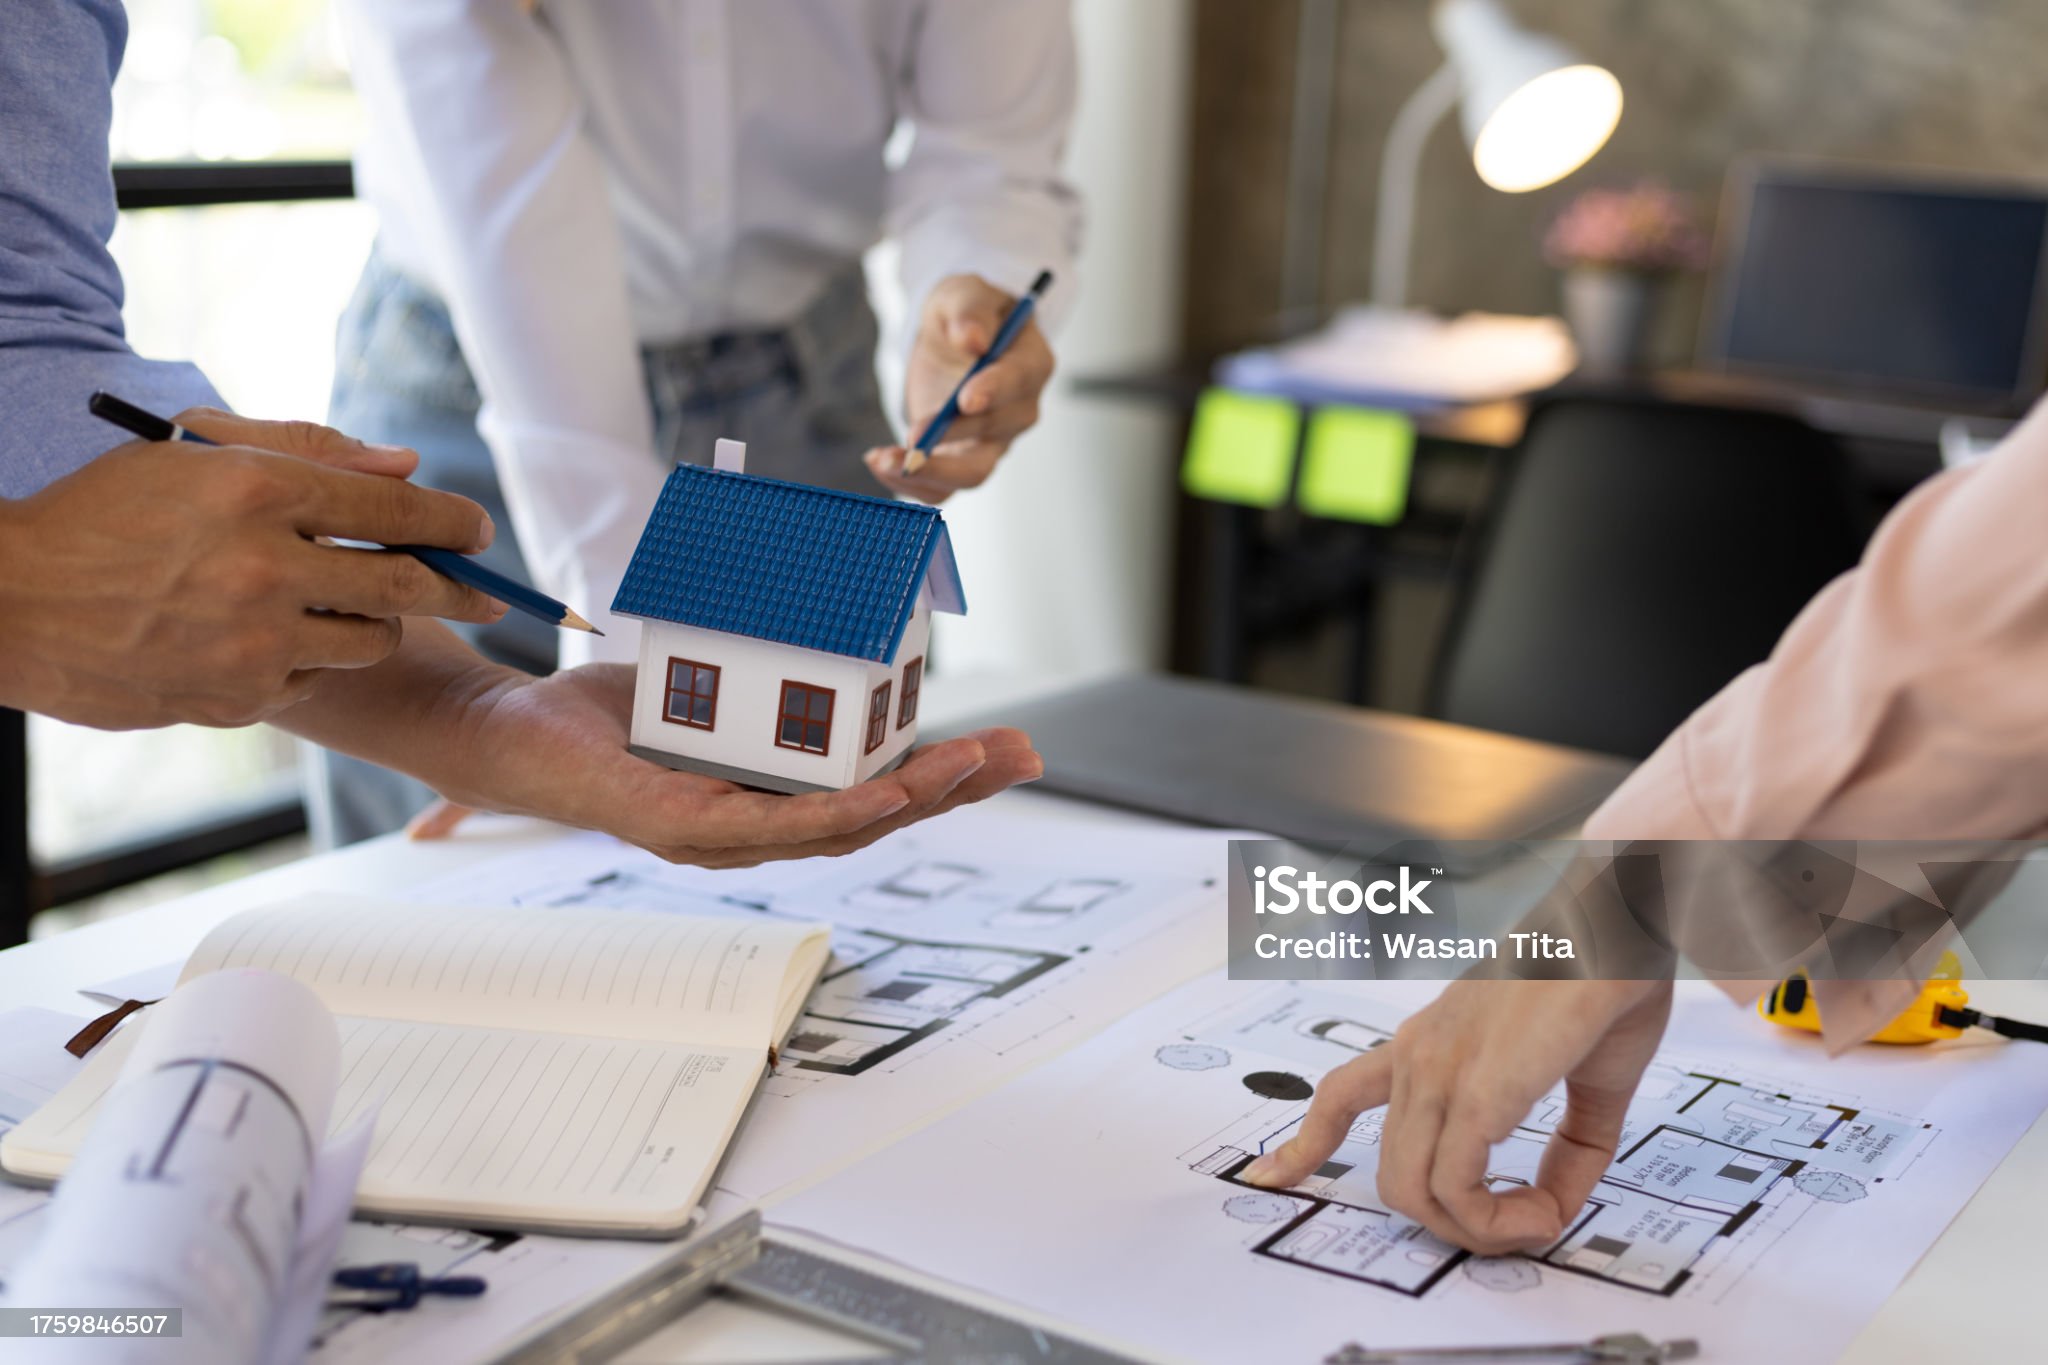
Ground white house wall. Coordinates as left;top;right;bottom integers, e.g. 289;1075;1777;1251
630;621;871;790
853;600;931;785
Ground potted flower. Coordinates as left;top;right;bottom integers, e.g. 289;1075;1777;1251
1544;182;1710;375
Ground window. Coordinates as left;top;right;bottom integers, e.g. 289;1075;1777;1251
7;0;370;941
776;682;836;756
112;0;372;426
865;681;893;755
662;658;721;730
898;657;924;729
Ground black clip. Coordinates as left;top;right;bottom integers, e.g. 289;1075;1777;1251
328;1261;489;1313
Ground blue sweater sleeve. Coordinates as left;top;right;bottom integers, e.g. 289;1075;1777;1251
0;0;221;498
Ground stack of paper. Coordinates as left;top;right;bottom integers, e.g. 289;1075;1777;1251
1218;307;1579;410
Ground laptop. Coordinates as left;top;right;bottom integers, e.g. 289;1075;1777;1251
941;674;1634;869
1670;158;2048;434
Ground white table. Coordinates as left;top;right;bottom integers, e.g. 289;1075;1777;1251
5;678;2045;1364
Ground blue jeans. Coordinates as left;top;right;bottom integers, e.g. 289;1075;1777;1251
305;249;895;847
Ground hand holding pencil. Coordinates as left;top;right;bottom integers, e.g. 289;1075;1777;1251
89;393;600;637
864;271;1056;505
3;404;522;729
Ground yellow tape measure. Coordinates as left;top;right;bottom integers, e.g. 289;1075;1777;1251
1759;952;2048;1045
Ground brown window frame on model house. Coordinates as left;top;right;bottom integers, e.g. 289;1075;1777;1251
662;657;721;731
865;680;893;755
898;656;923;729
775;680;836;755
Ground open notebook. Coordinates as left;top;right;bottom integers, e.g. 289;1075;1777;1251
1;895;829;1237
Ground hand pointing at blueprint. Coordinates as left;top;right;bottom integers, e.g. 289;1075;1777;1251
1243;979;1674;1254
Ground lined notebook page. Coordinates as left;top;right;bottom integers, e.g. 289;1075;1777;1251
179;896;826;1050
0;1029;134;1176
336;1017;751;1227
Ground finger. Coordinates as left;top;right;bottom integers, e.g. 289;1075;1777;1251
950;726;1035;755
651;759;937;852
907;442;1006;486
866;446;1002;502
1240;1049;1393;1188
907;400;1036;451
288;462;495;552
736;741;1041;859
407;800;476;840
905;735;1042;807
925;280;1009;354
862;446;937;499
1531;1078;1636;1232
712;740;1033;865
292;611;405;671
1429;1114;1565;1254
956;339;1052;420
883;737;994;810
1376;1068;1460;1242
269;669;328;717
301;544;509;624
177;408;420;479
642;732;1035;868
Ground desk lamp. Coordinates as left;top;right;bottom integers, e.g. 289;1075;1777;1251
1372;0;1623;307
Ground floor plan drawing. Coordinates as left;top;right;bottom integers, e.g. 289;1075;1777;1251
842;861;984;914
776;973;2048;1365
779;928;1067;1075
1180;982;1398;1073
1177;989;1942;1302
984;877;1128;931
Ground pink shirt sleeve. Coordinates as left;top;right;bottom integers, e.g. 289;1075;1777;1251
1581;397;2048;1041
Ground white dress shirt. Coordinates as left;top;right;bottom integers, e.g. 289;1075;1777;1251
338;0;1081;663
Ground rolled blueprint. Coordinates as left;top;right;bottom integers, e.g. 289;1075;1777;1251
5;969;342;1364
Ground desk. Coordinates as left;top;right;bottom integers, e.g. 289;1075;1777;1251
3;676;2045;1364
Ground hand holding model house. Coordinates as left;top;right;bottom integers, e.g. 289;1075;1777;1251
399;439;1035;863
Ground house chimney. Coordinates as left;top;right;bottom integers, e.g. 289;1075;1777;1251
714;438;746;473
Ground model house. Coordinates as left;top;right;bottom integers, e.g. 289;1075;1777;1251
612;440;964;794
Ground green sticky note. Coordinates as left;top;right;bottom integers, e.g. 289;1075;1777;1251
1298;406;1414;525
1181;389;1301;508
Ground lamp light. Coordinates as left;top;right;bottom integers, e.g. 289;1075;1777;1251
1372;0;1622;307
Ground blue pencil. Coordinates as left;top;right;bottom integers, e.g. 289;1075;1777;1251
903;269;1054;475
88;392;601;635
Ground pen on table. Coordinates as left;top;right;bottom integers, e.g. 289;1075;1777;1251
87;391;603;636
902;269;1053;475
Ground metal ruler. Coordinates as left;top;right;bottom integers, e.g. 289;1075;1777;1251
496;1211;1142;1365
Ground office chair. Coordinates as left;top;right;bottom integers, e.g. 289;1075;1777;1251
1429;394;1868;759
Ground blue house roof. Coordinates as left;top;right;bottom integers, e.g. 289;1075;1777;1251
611;464;965;663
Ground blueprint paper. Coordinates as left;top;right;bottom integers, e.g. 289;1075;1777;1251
268;1112;377;1365
775;976;2048;1365
3;971;344;1364
402;801;1244;1204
